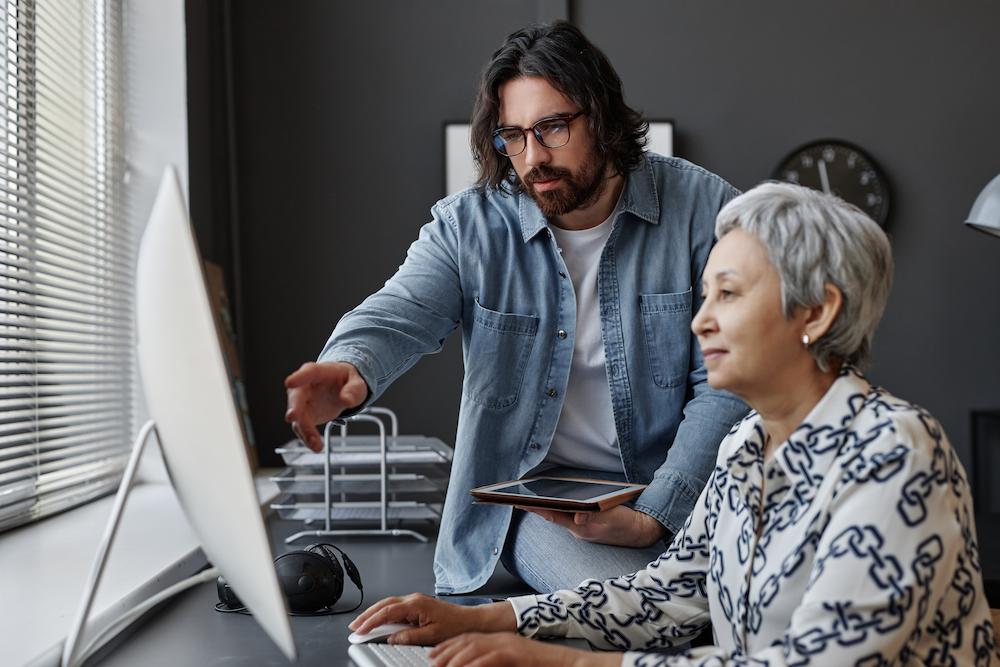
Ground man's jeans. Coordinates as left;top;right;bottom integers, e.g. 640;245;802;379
500;508;669;593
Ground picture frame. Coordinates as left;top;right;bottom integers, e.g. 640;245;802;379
646;119;674;159
444;121;475;197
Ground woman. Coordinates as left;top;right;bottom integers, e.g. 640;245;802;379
350;182;999;665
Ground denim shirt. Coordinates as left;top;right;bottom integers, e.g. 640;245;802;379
319;154;749;593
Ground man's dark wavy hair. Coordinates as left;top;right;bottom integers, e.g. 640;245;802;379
471;21;648;194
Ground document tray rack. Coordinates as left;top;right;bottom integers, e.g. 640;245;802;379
271;407;452;543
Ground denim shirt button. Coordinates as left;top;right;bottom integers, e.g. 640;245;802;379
558;271;567;279
557;329;567;339
529;442;540;450
493;546;499;556
547;388;558;397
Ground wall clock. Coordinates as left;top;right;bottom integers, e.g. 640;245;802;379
772;139;890;227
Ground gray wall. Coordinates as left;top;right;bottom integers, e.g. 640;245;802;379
575;0;1000;466
200;0;1000;490
215;1;543;465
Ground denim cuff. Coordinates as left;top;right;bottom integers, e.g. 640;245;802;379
317;347;380;412
632;469;702;535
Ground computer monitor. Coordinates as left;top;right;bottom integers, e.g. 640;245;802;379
135;168;295;659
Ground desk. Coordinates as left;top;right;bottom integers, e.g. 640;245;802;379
86;514;999;665
89;517;531;666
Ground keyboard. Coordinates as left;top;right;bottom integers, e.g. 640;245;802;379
347;636;591;666
348;643;433;667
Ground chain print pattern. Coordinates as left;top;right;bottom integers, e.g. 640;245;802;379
509;369;999;666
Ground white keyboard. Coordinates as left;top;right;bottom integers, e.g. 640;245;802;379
347;636;591;666
348;643;433;667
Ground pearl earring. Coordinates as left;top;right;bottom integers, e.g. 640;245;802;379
802;334;811;346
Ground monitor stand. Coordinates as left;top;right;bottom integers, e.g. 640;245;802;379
60;421;219;667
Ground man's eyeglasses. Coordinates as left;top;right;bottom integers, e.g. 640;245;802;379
491;111;585;157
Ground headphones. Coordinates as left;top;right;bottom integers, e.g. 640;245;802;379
215;542;364;616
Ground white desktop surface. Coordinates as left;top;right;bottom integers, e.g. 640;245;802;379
1;483;200;666
91;518;445;667
1;474;282;667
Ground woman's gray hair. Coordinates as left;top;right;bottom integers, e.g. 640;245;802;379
715;181;893;372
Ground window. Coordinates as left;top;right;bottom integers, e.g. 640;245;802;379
0;0;130;532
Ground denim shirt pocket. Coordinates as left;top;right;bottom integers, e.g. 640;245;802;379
639;288;693;389
465;298;539;410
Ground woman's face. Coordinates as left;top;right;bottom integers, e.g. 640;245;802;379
691;229;812;399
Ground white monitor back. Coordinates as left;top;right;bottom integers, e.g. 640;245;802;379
136;168;295;660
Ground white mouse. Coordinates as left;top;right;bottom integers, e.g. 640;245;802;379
347;622;415;645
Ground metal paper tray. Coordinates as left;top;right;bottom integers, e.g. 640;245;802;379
269;468;446;495
270;493;442;522
275;437;453;467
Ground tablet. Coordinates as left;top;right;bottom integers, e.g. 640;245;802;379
470;476;646;512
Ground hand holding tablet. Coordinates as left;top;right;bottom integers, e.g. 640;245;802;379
469;476;646;513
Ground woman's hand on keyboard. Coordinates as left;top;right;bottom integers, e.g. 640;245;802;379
349;593;516;646
428;632;621;667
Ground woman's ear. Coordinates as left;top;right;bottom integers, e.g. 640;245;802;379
804;283;843;342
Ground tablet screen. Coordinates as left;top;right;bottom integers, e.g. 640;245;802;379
495;478;626;501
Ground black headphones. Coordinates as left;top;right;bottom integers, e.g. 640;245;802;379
215;543;364;616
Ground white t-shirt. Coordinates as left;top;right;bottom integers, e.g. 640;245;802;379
544;217;623;473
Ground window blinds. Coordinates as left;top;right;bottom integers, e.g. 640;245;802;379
0;0;131;532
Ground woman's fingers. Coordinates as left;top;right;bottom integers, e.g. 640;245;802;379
349;596;404;632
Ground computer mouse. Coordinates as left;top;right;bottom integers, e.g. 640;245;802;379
347;622;415;644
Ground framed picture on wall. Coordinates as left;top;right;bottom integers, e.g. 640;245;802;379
646;119;674;159
443;119;676;197
444;122;475;197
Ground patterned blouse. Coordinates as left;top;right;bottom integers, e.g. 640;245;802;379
510;369;999;665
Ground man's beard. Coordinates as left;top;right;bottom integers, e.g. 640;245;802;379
519;151;608;218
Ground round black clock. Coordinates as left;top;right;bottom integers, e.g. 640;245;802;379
772;139;890;227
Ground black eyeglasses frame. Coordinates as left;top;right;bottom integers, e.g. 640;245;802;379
491;111;586;157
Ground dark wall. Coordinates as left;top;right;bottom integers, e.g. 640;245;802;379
187;0;1000;495
190;1;544;466
575;2;1000;478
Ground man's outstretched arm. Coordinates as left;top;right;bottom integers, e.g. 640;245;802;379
285;207;464;449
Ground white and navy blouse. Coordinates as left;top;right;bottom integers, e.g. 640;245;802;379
510;369;999;665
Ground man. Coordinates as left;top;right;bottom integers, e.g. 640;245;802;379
285;22;747;594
